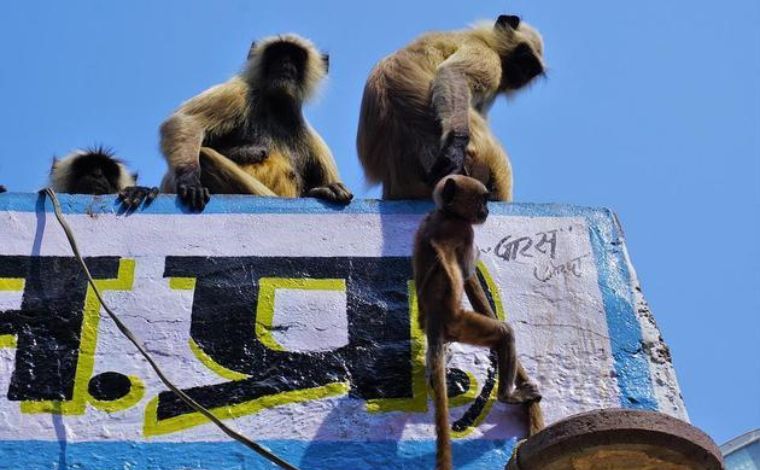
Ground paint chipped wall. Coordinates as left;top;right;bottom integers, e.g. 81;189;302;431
0;194;686;469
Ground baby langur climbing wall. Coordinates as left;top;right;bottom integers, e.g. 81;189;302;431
49;148;159;208
413;175;541;470
160;34;352;211
357;15;545;201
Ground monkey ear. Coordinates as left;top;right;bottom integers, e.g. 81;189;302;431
247;41;257;60
442;177;457;204
496;15;521;30
322;53;330;73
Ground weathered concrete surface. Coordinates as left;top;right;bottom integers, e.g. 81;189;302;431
506;409;723;470
0;193;686;469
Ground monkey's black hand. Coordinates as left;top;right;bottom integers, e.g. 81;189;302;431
119;186;160;209
427;132;469;186
175;167;211;211
0;185;6;194
307;182;353;205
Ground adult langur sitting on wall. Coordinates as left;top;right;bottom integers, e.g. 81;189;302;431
160;34;353;211
357;15;545;201
50;147;159;209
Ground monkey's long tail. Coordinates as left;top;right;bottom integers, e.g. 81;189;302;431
42;188;300;470
516;363;545;436
427;327;452;470
528;402;544;436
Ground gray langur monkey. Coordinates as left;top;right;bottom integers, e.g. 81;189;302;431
49;147;159;208
160;34;352;211
357;15;545;201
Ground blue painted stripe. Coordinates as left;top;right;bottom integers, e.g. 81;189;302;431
0;439;516;470
585;209;658;410
0;192;607;217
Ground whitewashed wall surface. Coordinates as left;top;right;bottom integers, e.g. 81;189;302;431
0;194;686;469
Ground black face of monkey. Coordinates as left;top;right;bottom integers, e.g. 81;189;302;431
66;153;123;195
437;175;490;224
502;43;544;90
496;15;521;30
263;42;308;88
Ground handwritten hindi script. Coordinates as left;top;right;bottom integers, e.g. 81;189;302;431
491;226;589;283
493;227;566;262
532;254;590;282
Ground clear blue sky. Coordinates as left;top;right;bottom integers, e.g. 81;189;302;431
1;0;757;444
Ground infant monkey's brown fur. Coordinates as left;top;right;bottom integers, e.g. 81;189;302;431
413;175;540;470
358;15;545;201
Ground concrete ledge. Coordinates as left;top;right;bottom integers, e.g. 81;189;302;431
0;194;686;469
507;408;723;470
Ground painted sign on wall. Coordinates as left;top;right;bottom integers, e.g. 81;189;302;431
0;194;686;469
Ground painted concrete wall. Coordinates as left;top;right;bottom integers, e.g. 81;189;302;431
0;194;686;469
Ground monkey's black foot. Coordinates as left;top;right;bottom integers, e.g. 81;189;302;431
0;185;6;194
307;182;353;204
119;186;160;209
499;382;542;404
427;133;469;185
177;183;210;211
175;167;210;212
